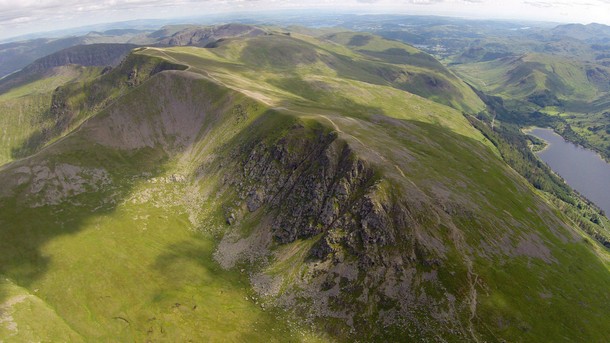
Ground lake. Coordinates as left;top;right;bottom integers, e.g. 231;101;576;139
527;127;610;217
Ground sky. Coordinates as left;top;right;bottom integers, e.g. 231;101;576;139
1;0;610;40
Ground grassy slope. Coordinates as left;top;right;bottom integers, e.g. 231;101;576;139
0;31;609;341
0;53;188;168
199;30;484;114
140;34;487;144
452;53;610;157
0;278;81;341
320;32;485;113
0;72;328;341
0;198;322;342
138;39;610;342
0;66;101;166
452;53;602;101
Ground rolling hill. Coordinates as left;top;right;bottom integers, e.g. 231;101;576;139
550;23;610;44
452;52;610;158
452;53;609;103
0;43;161;166
0;26;485;169
0;26;609;342
0;29;151;79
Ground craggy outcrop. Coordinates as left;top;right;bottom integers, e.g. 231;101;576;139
1;50;602;341
216;123;477;340
237;129;378;244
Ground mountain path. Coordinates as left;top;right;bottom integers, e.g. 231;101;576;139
139;53;481;339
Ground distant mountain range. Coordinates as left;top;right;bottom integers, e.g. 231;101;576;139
1;18;609;342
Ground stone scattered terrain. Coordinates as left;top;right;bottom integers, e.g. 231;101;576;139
0;27;609;342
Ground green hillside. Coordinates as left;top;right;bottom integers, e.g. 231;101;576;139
320;32;485;112
0;29;609;342
0;65;102;166
452;53;606;102
0;52;186;167
452;53;610;158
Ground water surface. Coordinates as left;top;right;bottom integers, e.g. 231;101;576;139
527;127;610;217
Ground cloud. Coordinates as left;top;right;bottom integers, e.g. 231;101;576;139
7;16;34;24
399;0;482;3
402;0;444;4
0;1;207;29
522;0;598;8
523;1;556;8
0;0;609;41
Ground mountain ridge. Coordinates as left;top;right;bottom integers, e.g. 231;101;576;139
0;26;609;342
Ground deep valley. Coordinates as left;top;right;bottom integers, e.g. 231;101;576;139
0;14;610;343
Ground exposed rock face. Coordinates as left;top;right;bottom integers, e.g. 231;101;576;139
215;123;478;339
237;128;378;244
211;112;567;340
1;163;111;207
0;62;580;341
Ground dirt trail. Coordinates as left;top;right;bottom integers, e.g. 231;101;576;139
143;48;276;107
273;107;360;144
273;108;482;338
450;223;481;342
394;164;407;178
142;48;190;70
276;108;376;154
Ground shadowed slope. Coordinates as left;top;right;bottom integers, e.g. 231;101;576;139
0;32;609;342
0;51;187;167
0;70;329;341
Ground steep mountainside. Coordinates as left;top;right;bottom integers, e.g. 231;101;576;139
0;65;102;165
156;23;267;47
452;53;610;103
321;32;484;112
0;27;484;169
0;44;182;166
0;37;85;78
452;52;610;158
24;44;138;72
339;16;610;157
550;23;610;43
0;28;609;342
0;30;149;78
359;18;610;161
0;43;139;94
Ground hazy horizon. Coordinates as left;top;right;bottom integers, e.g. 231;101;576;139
2;0;610;41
